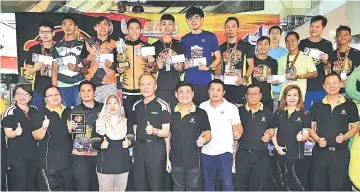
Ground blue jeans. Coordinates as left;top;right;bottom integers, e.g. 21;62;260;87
202;152;233;191
304;90;327;111
58;85;81;107
32;92;45;109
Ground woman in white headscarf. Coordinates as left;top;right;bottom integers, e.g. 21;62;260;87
91;95;134;192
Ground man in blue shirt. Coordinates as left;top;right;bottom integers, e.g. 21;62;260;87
268;26;288;60
181;7;222;105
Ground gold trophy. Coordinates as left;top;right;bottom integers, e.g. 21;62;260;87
117;38;129;68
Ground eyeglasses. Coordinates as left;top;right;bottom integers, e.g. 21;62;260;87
39;31;52;35
325;81;340;86
15;92;30;97
247;93;261;97
45;93;61;98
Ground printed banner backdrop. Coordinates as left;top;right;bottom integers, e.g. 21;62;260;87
15;12;279;76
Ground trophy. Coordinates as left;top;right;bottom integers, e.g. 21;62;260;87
117;38;129;68
71;114;86;133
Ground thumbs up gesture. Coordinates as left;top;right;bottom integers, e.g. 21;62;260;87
336;133;346;144
145;121;154;135
15;123;22;136
296;131;303;142
122;136;131;148
318;137;327;147
196;133;205;147
42;115;50;129
101;137;109;149
261;130;270;143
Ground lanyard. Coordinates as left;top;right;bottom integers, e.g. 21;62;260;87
40;42;53;56
161;38;173;53
226;37;239;51
286;52;299;72
337;46;350;64
63;39;75;55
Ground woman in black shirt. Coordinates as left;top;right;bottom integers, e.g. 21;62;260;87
2;85;39;191
272;84;311;191
91;95;133;191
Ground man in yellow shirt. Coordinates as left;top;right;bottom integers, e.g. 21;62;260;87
278;31;318;100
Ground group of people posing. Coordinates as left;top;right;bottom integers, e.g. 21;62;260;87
1;6;360;191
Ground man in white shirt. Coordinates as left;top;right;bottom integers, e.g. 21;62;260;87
199;79;243;191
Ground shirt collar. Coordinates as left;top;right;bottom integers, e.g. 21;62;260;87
322;95;346;105
95;36;110;43
174;103;196;113
46;104;66;116
245;102;264;113
126;39;142;46
81;101;101;110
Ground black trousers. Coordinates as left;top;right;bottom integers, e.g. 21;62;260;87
39;167;72;191
313;147;351;191
192;84;209;106
274;156;306;191
133;140;166;191
235;149;269;191
156;89;178;110
171;167;201;191
7;156;38;191
122;93;142;118
72;155;98;191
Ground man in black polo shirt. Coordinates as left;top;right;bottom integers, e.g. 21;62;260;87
153;14;185;110
131;73;171;191
252;36;278;111
310;73;359;191
25;20;54;109
67;80;103;191
170;81;211;190
235;84;275;191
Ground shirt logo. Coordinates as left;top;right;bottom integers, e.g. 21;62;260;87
220;110;224;115
151;112;158;115
340;110;347;115
202;39;206;42
261;117;266;122
295;117;302;122
123;95;127;99
189;118;196;124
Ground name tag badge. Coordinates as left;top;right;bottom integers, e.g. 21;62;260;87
340;73;347;81
166;63;171;72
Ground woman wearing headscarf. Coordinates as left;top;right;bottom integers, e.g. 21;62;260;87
91;95;134;191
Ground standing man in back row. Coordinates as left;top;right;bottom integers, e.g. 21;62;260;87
51;15;86;107
153;14;185;110
299;15;334;110
182;7;222;105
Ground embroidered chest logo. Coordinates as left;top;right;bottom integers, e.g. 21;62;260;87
340;110;347;115
295;117;302;122
202;39;206;42
261;117;266;122
151;112;158;115
189;117;196;123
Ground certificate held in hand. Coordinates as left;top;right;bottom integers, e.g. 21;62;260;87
71;114;86;134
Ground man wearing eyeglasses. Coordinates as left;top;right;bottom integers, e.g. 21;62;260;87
309;73;359;191
235;84;275;191
25;20;55;109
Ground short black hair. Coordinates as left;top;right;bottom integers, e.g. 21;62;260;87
245;84;262;94
13;84;33;98
269;25;282;35
176;81;193;92
39;20;54;31
336;25;351;35
43;85;62;99
257;36;270;45
161;14;175;22
310;15;327;28
323;73;341;84
127;18;142;29
96;16;110;25
285;31;300;41
78;80;96;92
61;14;77;25
186;7;204;19
208;79;225;91
225;17;239;27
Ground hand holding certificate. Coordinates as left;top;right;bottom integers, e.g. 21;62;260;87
70;114;86;134
267;75;286;83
